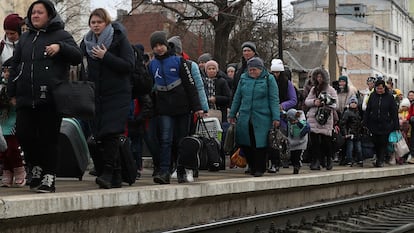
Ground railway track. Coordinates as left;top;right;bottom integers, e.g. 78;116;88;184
165;186;414;233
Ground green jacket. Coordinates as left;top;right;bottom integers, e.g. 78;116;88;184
229;70;280;148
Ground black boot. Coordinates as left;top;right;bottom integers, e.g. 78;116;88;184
96;165;113;189
326;156;333;170
111;167;122;188
310;159;320;170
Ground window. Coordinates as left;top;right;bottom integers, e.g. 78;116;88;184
382;38;385;50
394;60;398;73
388;58;391;71
382;56;385;68
395;43;398;54
375;55;378;67
388;41;391;53
375;36;379;47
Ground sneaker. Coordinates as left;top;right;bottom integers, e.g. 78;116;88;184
185;169;194;182
267;164;278;173
13;166;27;187
36;174;56;193
30;166;43;191
171;170;177;179
407;156;414;164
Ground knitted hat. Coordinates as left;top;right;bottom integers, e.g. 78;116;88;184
205;60;219;72
401;98;410;108
338;75;348;83
134;43;144;53
150;31;168;49
270;59;284;72
247;57;264;69
198;53;213;63
367;76;376;83
167;36;182;54
286;109;298;121
241;41;257;53
3;14;23;35
347;96;358;105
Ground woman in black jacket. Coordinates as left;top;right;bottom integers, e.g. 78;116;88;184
81;8;134;189
363;79;399;167
8;0;82;193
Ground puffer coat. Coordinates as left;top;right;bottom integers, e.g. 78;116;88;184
305;68;337;136
81;22;134;138
8;0;82;110
229;70;280;148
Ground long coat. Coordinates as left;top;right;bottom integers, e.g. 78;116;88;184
81;22;134;138
364;91;399;135
229;70;280;148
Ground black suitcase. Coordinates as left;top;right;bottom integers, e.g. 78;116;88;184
56;118;90;180
119;136;137;185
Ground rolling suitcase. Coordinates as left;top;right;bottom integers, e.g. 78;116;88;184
56;118;90;180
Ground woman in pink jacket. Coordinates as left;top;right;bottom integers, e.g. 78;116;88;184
305;67;338;170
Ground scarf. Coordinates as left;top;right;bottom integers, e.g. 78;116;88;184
83;24;114;59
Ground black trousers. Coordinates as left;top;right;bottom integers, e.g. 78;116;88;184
16;107;62;174
309;132;332;164
242;121;267;174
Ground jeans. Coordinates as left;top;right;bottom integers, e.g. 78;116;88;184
346;139;362;162
157;114;190;174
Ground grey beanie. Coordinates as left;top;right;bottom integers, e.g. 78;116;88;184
241;41;257;53
247;57;264;69
168;36;182;54
198;53;213;63
150;31;168;49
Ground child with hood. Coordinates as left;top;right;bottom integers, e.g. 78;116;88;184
340;96;364;166
286;109;309;174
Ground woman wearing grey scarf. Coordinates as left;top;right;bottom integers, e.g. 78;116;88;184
81;8;134;189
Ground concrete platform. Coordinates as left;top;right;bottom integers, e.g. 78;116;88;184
1;163;414;233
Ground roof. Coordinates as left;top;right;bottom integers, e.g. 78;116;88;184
287;11;375;32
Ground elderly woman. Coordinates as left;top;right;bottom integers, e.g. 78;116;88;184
364;79;399;167
229;57;280;177
81;8;135;189
305;67;338;171
8;0;82;193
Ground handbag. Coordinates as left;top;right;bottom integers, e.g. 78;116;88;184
53;80;95;119
230;148;246;168
393;137;410;158
223;123;236;154
268;127;290;161
196;117;222;171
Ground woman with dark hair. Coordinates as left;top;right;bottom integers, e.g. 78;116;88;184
81;8;135;189
363;79;399;167
304;67;338;170
8;0;82;193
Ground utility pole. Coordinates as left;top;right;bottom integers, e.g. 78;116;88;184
328;0;336;82
277;0;283;60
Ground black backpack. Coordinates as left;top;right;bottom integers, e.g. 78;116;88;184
131;45;153;98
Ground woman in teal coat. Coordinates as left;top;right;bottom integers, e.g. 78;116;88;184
229;57;280;177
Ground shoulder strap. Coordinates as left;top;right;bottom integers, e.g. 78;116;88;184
0;40;5;56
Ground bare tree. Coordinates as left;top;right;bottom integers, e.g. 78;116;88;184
136;0;250;70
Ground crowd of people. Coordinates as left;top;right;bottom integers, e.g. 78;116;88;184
1;0;413;193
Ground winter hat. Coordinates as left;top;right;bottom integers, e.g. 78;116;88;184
134;43;144;53
367;76;376;83
3;14;23;35
150;31;168;49
347;96;358;105
198;53;213;63
401;98;410;108
167;36;182;54
241;41;257;53
270;59;284;72
247;57;264;69
205;60;219;72
338;75;348;83
286;109;298;121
